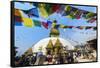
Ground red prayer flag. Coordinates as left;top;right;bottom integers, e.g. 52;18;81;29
15;16;22;22
68;26;74;29
87;17;96;23
52;5;60;12
42;22;48;29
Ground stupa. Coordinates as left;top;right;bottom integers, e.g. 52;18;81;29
32;20;74;55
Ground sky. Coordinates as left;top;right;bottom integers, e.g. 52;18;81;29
14;2;97;56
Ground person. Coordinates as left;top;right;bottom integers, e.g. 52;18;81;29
67;52;74;63
59;55;64;64
47;54;53;64
31;54;36;64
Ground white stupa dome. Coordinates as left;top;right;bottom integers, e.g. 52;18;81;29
32;37;74;55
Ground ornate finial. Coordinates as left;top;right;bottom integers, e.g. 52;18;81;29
49;20;60;37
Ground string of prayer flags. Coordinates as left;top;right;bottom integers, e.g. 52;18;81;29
59;24;96;30
63;6;79;19
82;11;96;20
59;25;73;29
61;5;97;23
14;3;97;29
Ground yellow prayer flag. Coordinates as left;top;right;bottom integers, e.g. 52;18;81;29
39;5;48;18
22;17;33;27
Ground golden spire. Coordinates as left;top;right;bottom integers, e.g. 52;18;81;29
46;39;53;49
54;38;63;48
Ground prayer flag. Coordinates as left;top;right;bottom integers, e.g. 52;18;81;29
22;17;33;27
15;16;22;22
14;9;21;16
63;5;72;15
86;12;95;19
87;17;96;23
68;26;74;29
33;20;41;27
28;8;39;17
75;10;83;19
38;4;48;18
33;3;38;7
42;22;48;29
93;27;97;30
15;22;22;26
60;24;65;28
22;8;39;17
65;5;72;12
76;26;84;29
85;26;92;30
82;11;89;19
63;26;68;28
52;4;60;12
45;4;52;15
47;20;52;28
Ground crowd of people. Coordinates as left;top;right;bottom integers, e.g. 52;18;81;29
15;46;96;66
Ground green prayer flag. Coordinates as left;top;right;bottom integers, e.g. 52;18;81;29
65;5;71;11
45;4;52;15
33;20;41;27
86;12;95;19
